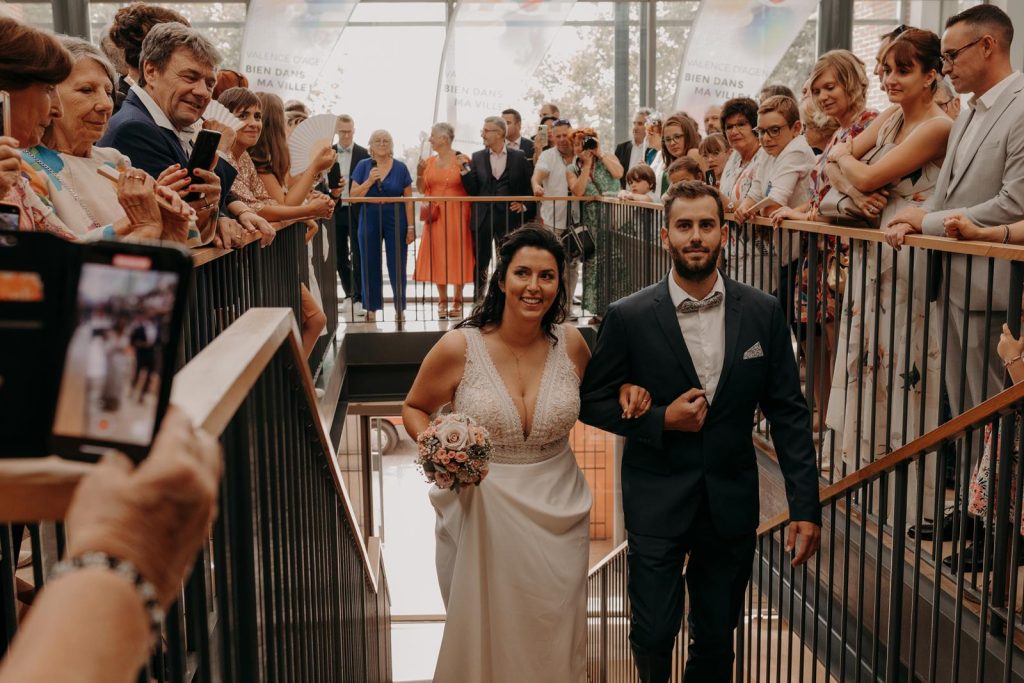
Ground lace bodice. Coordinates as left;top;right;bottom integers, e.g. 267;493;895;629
454;325;580;464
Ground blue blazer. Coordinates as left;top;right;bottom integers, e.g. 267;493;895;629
98;90;237;211
580;274;822;538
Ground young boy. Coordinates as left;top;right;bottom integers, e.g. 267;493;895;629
733;95;815;222
665;156;703;186
619;163;658;203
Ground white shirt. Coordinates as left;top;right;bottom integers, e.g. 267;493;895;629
953;71;1019;180
667;270;727;404
536;146;572;228
489;145;508;180
336;145;354;202
507;136;523;151
130;84;197;156
627;140;646;172
745;134;815;209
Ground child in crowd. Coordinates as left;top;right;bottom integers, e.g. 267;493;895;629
733;95;815;222
698;133;729;188
665;156;703;187
619;163;658;203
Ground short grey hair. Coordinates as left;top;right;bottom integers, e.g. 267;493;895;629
484;115;507;136
431;122;454;142
58;35;117;89
138;22;221;85
634;107;654;119
935;76;957;100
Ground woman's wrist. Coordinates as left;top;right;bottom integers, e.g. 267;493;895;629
1002;351;1024;367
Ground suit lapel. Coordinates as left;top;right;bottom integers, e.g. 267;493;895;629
936;110;971;200
652;277;703;389
947;76;1024;197
714;276;744;399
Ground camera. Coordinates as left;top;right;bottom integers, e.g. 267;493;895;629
582;136;598;151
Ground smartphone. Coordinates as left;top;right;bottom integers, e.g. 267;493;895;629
50;240;192;462
0;90;9;138
184;129;221;202
0;203;19;230
704;168;716;185
536;124;549;149
327;161;342;190
0;232;73;456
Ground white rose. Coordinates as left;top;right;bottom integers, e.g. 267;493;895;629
436;418;471;452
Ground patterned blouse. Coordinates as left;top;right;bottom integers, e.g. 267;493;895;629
226;150;275;213
808;109;878;211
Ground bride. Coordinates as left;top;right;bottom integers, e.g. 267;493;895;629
402;225;650;682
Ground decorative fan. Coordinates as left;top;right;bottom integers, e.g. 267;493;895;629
288;113;337;175
202;100;245;131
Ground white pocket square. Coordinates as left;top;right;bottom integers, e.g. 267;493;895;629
743;342;764;360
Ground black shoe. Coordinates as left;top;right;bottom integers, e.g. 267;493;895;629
944;534;990;572
908;507;979;542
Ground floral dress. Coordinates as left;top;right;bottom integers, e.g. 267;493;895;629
795;109;878;325
569;158;620;316
969;415;1023;530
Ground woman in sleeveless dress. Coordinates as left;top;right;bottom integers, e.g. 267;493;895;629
413;123;475;319
403;226;650;682
822;30;950;484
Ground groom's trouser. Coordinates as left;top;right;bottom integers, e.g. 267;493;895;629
627;495;756;683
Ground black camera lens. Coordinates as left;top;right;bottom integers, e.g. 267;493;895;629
582;136;598;151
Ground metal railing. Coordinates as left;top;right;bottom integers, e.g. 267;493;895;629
0;308;390;681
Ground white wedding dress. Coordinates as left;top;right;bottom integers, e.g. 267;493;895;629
429;325;591;682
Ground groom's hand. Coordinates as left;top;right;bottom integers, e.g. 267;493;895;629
664;388;707;432
786;521;821;566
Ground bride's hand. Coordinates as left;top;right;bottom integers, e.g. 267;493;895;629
619;383;652;419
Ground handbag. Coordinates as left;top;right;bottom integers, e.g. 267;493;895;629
561;223;596;262
418;202;440;225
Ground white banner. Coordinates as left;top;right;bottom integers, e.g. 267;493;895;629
434;0;576;152
672;0;817;118
240;0;359;106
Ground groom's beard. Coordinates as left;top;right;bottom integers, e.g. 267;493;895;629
670;241;722;281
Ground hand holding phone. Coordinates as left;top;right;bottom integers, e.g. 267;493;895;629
184;129;221;202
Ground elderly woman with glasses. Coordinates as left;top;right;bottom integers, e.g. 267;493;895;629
350;129;414;322
718;97;765;209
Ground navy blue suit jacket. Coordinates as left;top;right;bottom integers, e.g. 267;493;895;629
98;90;236;211
579;273;821;539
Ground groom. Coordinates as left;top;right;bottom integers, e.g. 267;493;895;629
580;181;821;682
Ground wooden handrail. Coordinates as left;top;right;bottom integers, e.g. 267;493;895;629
588;541;628;577
0;308;384;592
757;380;1024;536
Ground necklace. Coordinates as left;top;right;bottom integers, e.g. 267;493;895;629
495;328;541;437
26;148;102;233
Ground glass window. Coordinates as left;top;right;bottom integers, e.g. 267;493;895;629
851;0;903;112
1;1;53;30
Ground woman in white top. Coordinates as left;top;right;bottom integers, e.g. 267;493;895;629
824;30;951;492
717;97;764;209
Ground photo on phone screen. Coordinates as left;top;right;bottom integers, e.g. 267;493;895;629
51;255;181;456
0;204;19;230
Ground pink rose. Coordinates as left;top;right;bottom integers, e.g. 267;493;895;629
454;451;468;462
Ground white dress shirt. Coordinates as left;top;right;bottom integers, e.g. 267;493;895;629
667;270;727;404
745;134;815;209
628;140;646;172
336;145;354;203
489;145;508;180
507;136;523;151
535;146;572;228
130;84;197;156
952;71;1019;180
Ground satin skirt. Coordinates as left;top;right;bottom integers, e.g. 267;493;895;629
429;445;592;682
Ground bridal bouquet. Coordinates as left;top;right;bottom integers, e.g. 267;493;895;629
416;413;492;491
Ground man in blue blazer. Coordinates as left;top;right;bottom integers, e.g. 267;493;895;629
98;22;234;245
580;181;821;682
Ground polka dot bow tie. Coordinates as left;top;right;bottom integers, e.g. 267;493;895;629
677;291;724;314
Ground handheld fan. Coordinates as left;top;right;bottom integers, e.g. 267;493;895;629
288;113;337;175
202;100;245;131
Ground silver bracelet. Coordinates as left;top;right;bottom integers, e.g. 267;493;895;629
51;552;164;642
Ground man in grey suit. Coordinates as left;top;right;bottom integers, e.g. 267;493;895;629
886;4;1024;412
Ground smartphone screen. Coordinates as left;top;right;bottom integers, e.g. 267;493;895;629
0;203;19;230
0;91;9;138
51;245;189;460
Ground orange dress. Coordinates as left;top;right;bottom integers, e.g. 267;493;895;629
414;156;475;286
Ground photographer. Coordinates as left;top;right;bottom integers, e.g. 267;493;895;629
567;128;621;324
0;407;221;683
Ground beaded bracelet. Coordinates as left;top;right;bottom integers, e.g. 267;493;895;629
51;552;164;642
1003;353;1024;368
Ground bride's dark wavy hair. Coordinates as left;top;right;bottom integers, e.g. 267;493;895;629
457;224;567;343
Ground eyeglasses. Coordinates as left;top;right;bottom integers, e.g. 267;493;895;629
481;128;503;135
553;118;572;127
940;36;984;65
753;125;788;139
663;134;686;145
936;97;955;109
724;122;751;132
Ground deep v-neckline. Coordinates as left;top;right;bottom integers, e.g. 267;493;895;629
477;330;556;441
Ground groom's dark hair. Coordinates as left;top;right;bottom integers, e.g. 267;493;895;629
457;224;567;344
663;180;724;226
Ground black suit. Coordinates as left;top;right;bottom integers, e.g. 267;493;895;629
614;139;636;188
511;136;534;159
580;273;821;682
331;143;370;302
460;146;534;293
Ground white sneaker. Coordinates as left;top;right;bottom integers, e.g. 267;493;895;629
353;301;366;317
